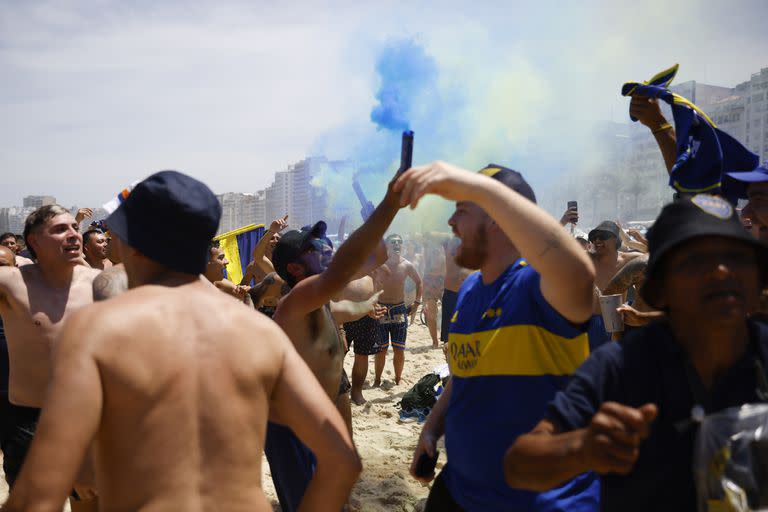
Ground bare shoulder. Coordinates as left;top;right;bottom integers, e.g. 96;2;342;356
0;264;22;286
93;265;128;301
74;264;102;283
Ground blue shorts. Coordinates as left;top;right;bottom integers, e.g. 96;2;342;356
378;303;408;351
264;422;316;512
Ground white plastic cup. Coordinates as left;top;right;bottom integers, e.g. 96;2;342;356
599;294;625;333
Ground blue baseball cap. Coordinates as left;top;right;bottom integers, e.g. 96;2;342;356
106;170;221;274
723;164;768;201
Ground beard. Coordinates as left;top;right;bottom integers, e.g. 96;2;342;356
454;224;488;270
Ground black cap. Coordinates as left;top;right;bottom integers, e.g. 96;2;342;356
106;170;221;274
478;164;536;204
641;194;768;308
273;221;327;284
588;221;622;248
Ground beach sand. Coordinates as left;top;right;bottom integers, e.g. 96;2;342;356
0;320;445;512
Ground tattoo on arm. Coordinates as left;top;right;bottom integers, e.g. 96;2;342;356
602;257;648;295
92;268;128;301
537;232;563;258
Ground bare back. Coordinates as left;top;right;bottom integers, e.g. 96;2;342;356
0;263;99;406
87;283;279;511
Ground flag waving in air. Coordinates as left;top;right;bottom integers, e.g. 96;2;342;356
213;223;266;285
622;64;758;201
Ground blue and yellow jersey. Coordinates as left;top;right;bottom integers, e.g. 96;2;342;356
442;259;599;512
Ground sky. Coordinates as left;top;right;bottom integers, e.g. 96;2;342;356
1;0;767;209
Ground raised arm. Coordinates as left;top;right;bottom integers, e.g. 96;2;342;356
278;180;402;316
2;309;103;512
394;162;595;323
253;215;288;274
630;96;676;174
269;330;362;512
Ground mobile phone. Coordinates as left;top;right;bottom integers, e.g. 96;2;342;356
415;450;439;477
567;200;578;211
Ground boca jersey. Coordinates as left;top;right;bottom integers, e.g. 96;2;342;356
442;259;599;511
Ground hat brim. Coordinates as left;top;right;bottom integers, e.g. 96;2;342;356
725;169;768;183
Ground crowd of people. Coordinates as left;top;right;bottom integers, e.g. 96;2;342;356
0;93;766;512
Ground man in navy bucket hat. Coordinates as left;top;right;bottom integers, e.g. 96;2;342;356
3;170;362;512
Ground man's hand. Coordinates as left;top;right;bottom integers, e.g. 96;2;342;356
560;207;579;226
408;302;420;324
629;96;667;130
579;402;657;475
627;229;648;246
269;214;289;234
75;208;94;224
409;428;439;483
393;161;482;209
364;291;385;320
234;285;250;299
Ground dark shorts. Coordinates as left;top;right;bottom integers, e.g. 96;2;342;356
378;303;408;350
425;470;465;512
264;422;317;512
0;400;40;488
344;316;383;356
440;289;459;343
338;369;351;396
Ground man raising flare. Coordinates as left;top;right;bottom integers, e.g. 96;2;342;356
267;178;402;511
373;234;423;386
2;171;361;512
400;162;598;512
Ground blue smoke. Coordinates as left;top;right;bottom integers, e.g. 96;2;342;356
370;38;438;132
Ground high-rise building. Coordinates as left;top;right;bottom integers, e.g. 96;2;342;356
264;157;329;231
22;196;56;209
216;193;260;235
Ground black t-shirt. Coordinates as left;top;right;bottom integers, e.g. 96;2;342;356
547;319;768;512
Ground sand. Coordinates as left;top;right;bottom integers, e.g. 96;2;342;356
0;320;445;512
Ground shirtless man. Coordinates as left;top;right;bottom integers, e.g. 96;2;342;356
2;170;361;512
422;240;445;348
0;233;33;267
373;234;422;387
0;245;28;487
204;241;250;303
337;273;386;405
267;182;401;511
587;220;644;342
82;229;113;270
0;204;100;510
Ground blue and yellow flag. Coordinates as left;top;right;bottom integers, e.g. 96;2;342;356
622;64;758;201
213;224;266;285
